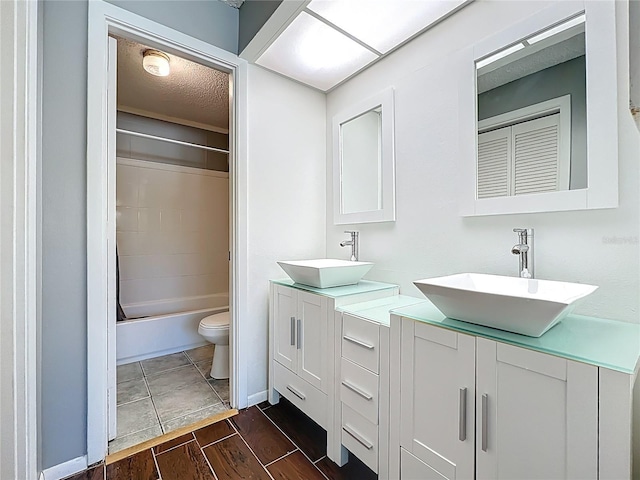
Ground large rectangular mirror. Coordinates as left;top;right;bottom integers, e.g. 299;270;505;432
477;14;585;198
459;2;618;216
333;88;395;224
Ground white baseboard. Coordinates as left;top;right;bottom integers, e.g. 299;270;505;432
247;390;268;407
116;341;207;365
40;455;87;480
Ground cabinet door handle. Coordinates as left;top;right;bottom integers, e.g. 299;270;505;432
296;319;302;350
286;385;306;400
459;387;467;442
343;335;374;350
343;424;374;450
341;380;373;400
290;317;295;346
481;393;488;452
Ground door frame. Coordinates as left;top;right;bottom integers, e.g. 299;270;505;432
0;0;39;478
87;1;249;464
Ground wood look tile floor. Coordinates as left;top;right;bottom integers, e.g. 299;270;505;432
66;398;377;480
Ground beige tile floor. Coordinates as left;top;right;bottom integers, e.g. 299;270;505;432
109;345;230;454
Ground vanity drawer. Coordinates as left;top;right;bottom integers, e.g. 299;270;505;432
340;357;378;424
342;404;378;474
274;361;327;429
342;313;379;373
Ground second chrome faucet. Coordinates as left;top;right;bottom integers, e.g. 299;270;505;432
512;228;534;278
340;230;359;261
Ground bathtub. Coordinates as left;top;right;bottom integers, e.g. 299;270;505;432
116;293;229;365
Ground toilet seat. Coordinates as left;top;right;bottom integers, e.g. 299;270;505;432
199;311;229;331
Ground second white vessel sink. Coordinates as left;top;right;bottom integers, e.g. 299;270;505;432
414;273;598;337
277;259;374;288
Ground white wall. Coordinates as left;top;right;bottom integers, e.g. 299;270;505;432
246;64;326;400
116;159;229;307
40;0;240;469
326;0;639;323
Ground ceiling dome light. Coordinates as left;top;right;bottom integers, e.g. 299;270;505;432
142;50;170;77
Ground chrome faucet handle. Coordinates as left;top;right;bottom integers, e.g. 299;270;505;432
513;228;533;242
341;231;359;261
511;228;534;279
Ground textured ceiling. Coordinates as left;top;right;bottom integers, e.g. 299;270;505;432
477;33;585;94
116;37;229;132
220;0;245;8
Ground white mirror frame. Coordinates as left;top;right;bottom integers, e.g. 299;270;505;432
333;88;396;224
458;1;618;216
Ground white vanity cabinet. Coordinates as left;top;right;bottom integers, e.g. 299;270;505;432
272;285;328;393
390;303;640;480
268;280;399;459
475;337;597;479
333;295;425;479
338;313;387;475
399;320;476;479
399;319;597;480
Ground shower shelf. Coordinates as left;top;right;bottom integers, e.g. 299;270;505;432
116;128;229;154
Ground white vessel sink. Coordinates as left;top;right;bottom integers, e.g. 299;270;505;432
414;273;598;337
277;259;374;288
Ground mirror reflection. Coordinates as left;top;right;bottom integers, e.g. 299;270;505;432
340;108;382;214
476;14;586;199
333;87;394;225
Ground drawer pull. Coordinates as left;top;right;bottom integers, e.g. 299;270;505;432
343;335;374;350
341;380;373;401
459;387;467;442
290;317;295;346
343;424;374;450
481;393;488;452
286;385;306;401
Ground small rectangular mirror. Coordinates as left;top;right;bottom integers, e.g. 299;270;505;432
333;88;395;224
341;108;382;214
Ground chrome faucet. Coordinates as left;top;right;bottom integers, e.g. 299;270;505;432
340;230;359;261
511;228;534;278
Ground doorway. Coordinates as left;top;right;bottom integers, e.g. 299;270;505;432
87;1;249;465
107;35;233;454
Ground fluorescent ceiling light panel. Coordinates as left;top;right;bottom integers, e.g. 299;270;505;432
528;14;585;45
307;0;468;54
257;12;377;91
476;43;525;69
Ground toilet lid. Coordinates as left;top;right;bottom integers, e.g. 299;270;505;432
199;311;229;330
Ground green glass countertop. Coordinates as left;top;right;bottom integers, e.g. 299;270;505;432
391;301;640;374
271;279;398;298
337;295;426;327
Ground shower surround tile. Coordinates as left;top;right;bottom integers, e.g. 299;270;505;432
141;352;190;376
116;206;139;232
146;365;206;397
153;381;222;424
116;160;229;306
117;362;143;384
117;397;160;438
117;378;150;405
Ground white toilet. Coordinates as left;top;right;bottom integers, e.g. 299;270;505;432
198;311;229;379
